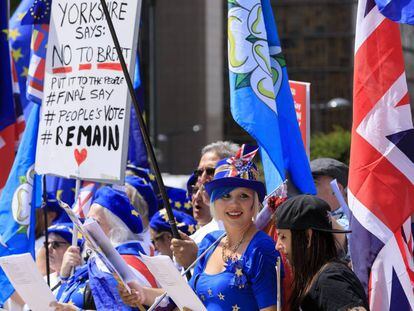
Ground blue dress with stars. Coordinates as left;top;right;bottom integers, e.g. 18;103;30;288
189;230;282;311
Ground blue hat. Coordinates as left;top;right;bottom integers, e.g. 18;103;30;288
125;176;158;218
42;195;71;224
150;208;197;236
186;173;197;196
48;222;83;248
204;145;266;202
126;165;154;185
92;187;143;234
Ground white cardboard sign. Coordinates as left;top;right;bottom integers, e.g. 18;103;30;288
35;0;141;183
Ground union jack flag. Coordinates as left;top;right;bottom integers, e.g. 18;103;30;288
349;0;414;309
22;0;51;104
72;181;99;218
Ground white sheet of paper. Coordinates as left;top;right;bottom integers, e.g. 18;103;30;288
329;179;350;219
0;253;55;311
83;219;137;283
60;203;130;290
140;254;206;311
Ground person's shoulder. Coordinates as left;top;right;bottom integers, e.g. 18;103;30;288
190;219;222;244
244;231;279;275
249;230;276;252
203;230;226;244
317;261;360;286
197;230;225;251
320;261;351;275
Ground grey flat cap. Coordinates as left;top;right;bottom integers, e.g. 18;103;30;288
310;158;349;188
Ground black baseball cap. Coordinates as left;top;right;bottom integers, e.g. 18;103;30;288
275;195;351;233
310;158;349;188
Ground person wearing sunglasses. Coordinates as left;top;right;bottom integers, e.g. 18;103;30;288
149;208;197;259
117;145;282;310
171;141;239;270
45;223;83;293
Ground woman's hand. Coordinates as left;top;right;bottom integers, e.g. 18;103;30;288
117;280;146;308
49;301;80;311
60;246;82;278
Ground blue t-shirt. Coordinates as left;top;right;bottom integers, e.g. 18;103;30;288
189;230;282;310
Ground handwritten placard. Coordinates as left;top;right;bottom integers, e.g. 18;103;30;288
35;0;141;183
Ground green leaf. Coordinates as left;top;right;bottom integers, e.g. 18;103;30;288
228;0;238;7
17;225;27;234
19;175;27;185
271;67;279;85
275;56;286;67
246;34;259;44
235;72;252;89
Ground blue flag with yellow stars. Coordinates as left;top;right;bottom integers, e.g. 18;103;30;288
9;0;34;119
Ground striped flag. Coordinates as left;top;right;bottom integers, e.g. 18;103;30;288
72;182;98;218
349;0;414;309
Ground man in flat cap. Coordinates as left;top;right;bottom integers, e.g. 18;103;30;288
310;158;349;231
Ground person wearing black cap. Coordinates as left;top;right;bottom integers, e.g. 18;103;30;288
275;195;368;311
310;158;349;230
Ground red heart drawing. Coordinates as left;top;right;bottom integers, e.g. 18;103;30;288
74;148;87;166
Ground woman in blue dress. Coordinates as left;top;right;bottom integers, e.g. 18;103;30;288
190;145;281;310
118;145;282;310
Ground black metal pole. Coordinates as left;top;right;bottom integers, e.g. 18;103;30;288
99;1;180;240
42;176;50;287
148;0;157;148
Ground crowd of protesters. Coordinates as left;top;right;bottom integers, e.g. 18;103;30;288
4;141;369;311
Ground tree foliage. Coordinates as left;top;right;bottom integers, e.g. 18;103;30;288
310;126;351;165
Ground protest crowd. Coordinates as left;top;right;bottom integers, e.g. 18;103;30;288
1;0;413;311
3;142;371;311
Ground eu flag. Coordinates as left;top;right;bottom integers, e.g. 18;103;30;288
228;0;316;194
128;54;149;169
9;0;34;118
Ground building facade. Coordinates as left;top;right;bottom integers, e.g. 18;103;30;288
140;0;413;173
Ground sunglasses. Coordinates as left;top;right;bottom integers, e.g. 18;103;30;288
193;167;215;177
190;184;207;195
44;240;69;250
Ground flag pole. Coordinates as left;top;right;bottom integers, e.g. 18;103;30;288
42;175;50;287
98;0;180;240
276;256;281;311
70;178;81;276
72;179;81;247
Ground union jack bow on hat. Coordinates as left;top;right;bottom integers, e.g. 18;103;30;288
204;145;266;202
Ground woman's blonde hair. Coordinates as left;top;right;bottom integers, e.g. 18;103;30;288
101;208;142;246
